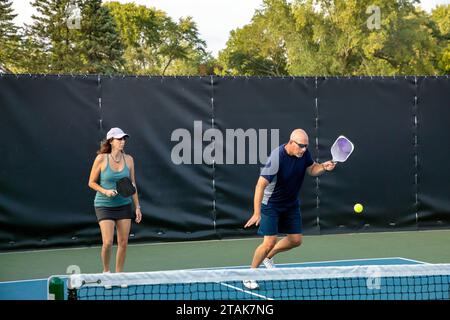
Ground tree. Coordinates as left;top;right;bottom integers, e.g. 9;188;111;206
288;0;439;75
103;1;162;74
20;0;124;74
430;5;450;74
219;0;445;76
0;0;20;72
218;0;291;76
105;1;209;75
22;0;80;73
159;17;208;75
78;0;124;73
166;48;216;76
358;1;439;75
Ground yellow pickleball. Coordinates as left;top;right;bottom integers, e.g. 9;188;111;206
354;203;363;214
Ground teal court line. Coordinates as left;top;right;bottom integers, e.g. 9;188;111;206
0;257;425;300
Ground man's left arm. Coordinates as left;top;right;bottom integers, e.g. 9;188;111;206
307;161;336;177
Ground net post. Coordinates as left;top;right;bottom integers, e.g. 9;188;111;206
48;276;64;300
67;288;78;300
67;276;78;300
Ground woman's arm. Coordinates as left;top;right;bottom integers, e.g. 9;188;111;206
88;154;116;197
128;155;142;223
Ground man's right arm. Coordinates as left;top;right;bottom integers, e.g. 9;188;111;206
244;176;269;228
253;176;269;216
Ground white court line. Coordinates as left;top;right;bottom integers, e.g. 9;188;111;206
0;278;49;284
1;229;449;255
219;282;273;300
0;275;68;284
395;257;430;264
189;257;416;271
215;257;418;301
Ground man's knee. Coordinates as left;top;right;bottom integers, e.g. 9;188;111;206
262;238;277;252
289;236;302;247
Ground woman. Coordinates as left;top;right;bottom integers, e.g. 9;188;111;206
88;127;142;273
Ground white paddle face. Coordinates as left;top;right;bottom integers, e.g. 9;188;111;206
331;135;354;163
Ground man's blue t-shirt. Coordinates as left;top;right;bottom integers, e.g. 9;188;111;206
260;144;314;207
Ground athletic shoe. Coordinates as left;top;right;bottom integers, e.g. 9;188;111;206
242;280;259;290
263;258;275;269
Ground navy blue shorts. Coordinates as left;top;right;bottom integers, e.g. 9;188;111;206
258;203;303;236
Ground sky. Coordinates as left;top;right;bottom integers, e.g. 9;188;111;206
10;0;450;57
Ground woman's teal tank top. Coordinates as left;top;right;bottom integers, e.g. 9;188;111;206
94;154;133;207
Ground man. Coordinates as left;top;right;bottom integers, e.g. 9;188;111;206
243;129;336;289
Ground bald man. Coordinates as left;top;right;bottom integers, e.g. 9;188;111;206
243;129;336;290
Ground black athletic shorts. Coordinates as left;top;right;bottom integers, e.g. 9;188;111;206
95;204;134;222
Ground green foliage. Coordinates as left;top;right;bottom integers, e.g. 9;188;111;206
7;0;448;75
105;1;210;75
104;1;165;74
21;0;80;73
0;0;20;72
218;0;291;76
18;0;124;74
431;4;450;36
288;0;439;75
430;5;450;74
78;0;125;73
219;0;448;76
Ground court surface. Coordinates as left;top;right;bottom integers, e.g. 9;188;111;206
1;229;449;300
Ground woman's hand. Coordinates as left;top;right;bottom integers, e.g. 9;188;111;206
135;208;142;223
104;190;118;197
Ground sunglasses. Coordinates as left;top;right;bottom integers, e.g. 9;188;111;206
293;141;308;149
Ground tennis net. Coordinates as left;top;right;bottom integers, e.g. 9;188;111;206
62;264;450;300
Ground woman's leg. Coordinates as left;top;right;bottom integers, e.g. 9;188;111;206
98;220;116;272
115;219;131;272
